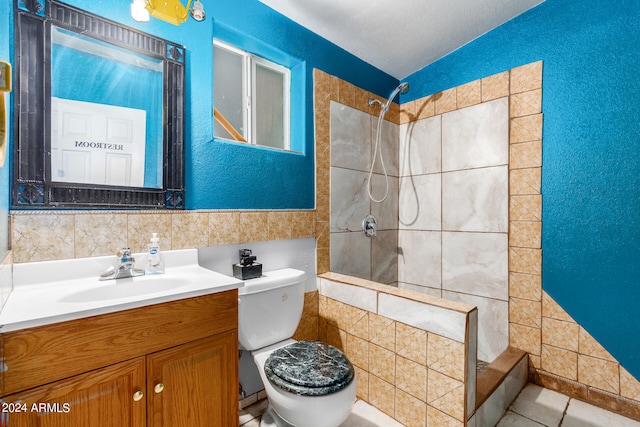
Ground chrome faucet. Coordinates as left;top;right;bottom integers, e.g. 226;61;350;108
100;248;145;280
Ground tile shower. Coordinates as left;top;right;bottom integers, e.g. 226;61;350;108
329;94;509;363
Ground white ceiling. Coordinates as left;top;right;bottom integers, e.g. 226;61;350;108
259;0;544;79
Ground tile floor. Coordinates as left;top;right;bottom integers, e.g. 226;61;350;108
497;384;640;427
240;384;640;426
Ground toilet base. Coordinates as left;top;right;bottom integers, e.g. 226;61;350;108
259;405;293;427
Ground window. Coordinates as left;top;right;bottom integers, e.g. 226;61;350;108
213;40;290;150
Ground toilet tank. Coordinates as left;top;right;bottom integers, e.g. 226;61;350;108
237;268;306;351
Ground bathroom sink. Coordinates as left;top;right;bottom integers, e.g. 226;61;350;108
1;249;243;332
58;275;194;303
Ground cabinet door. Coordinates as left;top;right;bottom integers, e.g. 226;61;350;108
147;332;239;427
1;357;146;427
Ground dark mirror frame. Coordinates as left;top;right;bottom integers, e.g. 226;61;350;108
12;0;185;209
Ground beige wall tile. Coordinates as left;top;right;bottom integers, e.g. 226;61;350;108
395;389;427;427
208;212;240;245
427;333;465;382
313;68;330;102
510;323;541;356
293;313;318;342
354;366;369;401
510;167;542;196
509;220;542;249
400;99;416;124
509;247;542;275
325;324;347;352
426;405;464;427
510;89;542;117
316;220;330;249
293;291;319;341
346;304;369;340
291;210;316;239
579;327;616;362
578;354;620;394
542;317;579;351
128;213;172;253
317;247;330;274
456;79;481;109
396;322;427;365
369;344;396;385
542;344;578;381
435;88;457;115
510;114;543;143
319;296;347;329
171;212;209;250
268;211;292;241
427;369;465;422
239;212;268;243
509;272;541;301
396;355;427;401
75;213;128;258
415;95;435;120
354;86;371;113
510;61;543;94
347;333;370;371
510;194;542;222
314;107;331;151
481;71;510;102
542;291;576;322
369;374;395;418
338;78;355;107
510;297;542;329
510;140;542;170
12;214;75;263
369;313;396;351
621;367;640;401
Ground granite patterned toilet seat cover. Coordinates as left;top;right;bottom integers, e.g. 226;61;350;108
264;341;354;396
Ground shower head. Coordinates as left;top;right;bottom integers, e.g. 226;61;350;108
381;82;410;112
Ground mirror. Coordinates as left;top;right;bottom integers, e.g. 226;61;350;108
13;0;185;208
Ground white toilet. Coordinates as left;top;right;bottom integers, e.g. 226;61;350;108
238;268;356;427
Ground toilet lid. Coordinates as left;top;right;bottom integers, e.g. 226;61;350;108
264;341;354;396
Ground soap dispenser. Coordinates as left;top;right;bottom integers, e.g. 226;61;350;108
146;233;165;274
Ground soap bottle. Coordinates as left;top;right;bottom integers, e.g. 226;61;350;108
146;233;165;274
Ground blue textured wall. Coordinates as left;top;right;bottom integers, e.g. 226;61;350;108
52;0;396;209
0;0;10;259
404;0;640;378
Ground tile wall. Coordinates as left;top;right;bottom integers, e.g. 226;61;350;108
313;64;640;422
329;101;398;284
397;95;509;364
318;272;477;427
10;210;316;263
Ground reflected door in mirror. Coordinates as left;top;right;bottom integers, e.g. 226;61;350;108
51;98;147;187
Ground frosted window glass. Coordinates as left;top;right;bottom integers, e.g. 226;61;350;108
255;63;285;149
214;45;244;140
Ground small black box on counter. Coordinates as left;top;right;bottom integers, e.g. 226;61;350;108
232;249;262;280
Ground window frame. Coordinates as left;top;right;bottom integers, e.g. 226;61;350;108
213;39;291;151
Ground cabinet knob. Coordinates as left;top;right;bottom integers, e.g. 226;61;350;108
154;383;164;394
133;390;144;401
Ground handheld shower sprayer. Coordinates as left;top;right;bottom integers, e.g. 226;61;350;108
367;82;410;203
368;82;410;113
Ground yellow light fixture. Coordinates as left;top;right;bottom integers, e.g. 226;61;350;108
131;0;206;25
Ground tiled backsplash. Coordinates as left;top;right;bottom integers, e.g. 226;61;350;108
11;210;316;263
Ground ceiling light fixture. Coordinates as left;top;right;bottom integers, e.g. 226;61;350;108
131;0;206;25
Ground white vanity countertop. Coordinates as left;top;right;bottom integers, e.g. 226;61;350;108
0;249;243;333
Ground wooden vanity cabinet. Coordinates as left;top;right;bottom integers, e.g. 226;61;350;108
1;357;147;427
0;290;239;427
